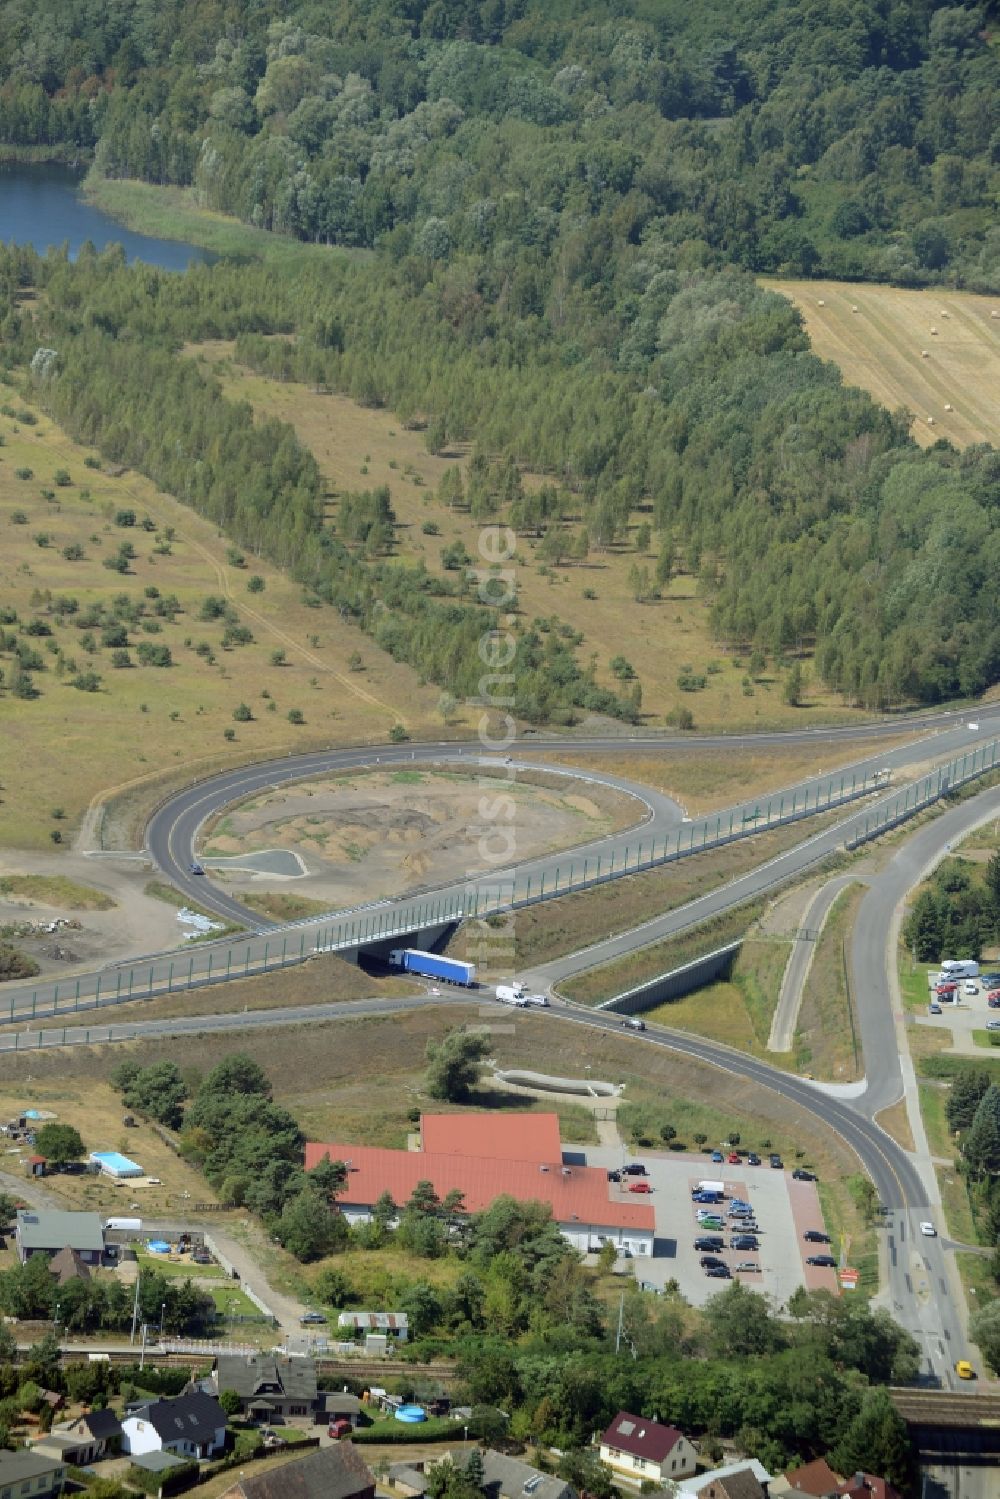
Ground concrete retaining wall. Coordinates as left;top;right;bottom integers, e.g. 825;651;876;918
596;941;742;1015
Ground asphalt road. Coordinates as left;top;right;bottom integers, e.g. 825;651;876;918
767;875;857;1052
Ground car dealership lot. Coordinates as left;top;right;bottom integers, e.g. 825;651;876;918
583;1145;838;1306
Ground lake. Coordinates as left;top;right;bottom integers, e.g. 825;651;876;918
0;162;212;271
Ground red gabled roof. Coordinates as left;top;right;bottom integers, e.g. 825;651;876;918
305;1142;654;1232
784;1459;842;1496
835;1478;901;1499
420;1112;562;1163
600;1412;685;1462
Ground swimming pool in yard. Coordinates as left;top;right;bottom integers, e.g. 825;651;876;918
90;1150;143;1177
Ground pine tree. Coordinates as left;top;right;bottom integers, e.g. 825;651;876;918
903;889;943;961
831;1388;916;1495
946;1070;991;1133
964;1084;1000;1177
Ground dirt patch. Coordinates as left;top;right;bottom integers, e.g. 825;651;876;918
199;767;637;909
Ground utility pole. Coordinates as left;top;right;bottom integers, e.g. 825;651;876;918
615;1291;624;1355
130;1273;141;1346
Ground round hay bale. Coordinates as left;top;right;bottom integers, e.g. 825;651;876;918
993;310;999;319
817;299;825;306
927;416;935;425
930;326;938;334
851;304;859;313
944;403;953;412
921;349;929;357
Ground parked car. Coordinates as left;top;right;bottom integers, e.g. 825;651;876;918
987;1019;1000;1032
769;1154;783;1169
726;1152;740;1164
299;1311;327;1325
705;1264;731;1278
607;1169;621;1182
732;1235;759;1251
804;1230;831;1242
964;980;978;996
746;1153;761;1165
628;1182;652;1193
989;995;1000;1009
623;1163;647;1175
697;1218;724;1232
692;1190;722;1203
735;1261;760;1272
935;983;957;996
792;1168;816;1181
694;1236;725;1251
806;1254;837;1267
929;1003;942;1014
700;1255;726;1268
710;1151;724;1163
697;1212;725;1225
955;1360;975;1380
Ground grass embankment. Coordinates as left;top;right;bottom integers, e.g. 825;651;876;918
143;880;242;937
0;875;115;910
793;884;864;1081
0;951;419;1036
452;810;848;990
769;280;1000;451
83;172;360;268
635;937;790;1057
0;381;449;850
239;892;333;922
530;737;914;817
189;338;874;733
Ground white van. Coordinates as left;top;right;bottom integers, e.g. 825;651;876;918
940;960;979;978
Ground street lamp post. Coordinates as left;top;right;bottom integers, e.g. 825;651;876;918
160;1303;166;1340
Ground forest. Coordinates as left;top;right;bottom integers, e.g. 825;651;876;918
0;3;998;714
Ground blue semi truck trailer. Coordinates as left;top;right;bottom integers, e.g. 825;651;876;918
389;948;476;986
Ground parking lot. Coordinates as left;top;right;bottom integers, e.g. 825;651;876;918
919;967;1000;1053
581;1144;839;1307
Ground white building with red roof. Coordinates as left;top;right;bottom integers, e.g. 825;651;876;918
599;1412;698;1483
305;1113;654;1256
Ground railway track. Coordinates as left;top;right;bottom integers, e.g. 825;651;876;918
54;1348;457;1384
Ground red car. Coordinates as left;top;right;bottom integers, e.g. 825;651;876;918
935;984;957;996
727;1152;740;1164
628;1181;652;1194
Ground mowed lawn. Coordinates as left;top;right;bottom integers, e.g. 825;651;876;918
185;343;868;733
0;380;449;848
769;279;1000;449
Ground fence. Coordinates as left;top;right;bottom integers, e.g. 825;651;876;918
845;736;1000;848
203;1233;277;1325
1;747;996;1039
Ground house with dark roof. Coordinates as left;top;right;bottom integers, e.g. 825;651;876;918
48;1246;92;1286
58;1406;123;1461
217;1442;376;1499
0;1447;66;1498
455;1449;576;1499
599;1412;698;1483
214;1353;318;1421
122;1391;226;1461
834;1476;901;1499
690;1466;769;1499
15;1209;104;1265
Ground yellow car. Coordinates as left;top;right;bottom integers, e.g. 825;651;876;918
955;1360;975;1380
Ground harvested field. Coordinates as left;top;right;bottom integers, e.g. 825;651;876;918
769;279;1000;449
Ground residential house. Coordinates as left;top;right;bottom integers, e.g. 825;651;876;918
15;1210;104;1265
679;1461;773;1499
771;1464;900;1499
599;1412;698;1484
217;1442;376;1499
58;1407;123;1462
0;1447;66;1498
834;1476;901;1499
122;1391;227;1460
214;1353;318;1421
771;1460;842;1499
388;1463;430;1497
454;1449;576;1499
47;1247;91;1286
